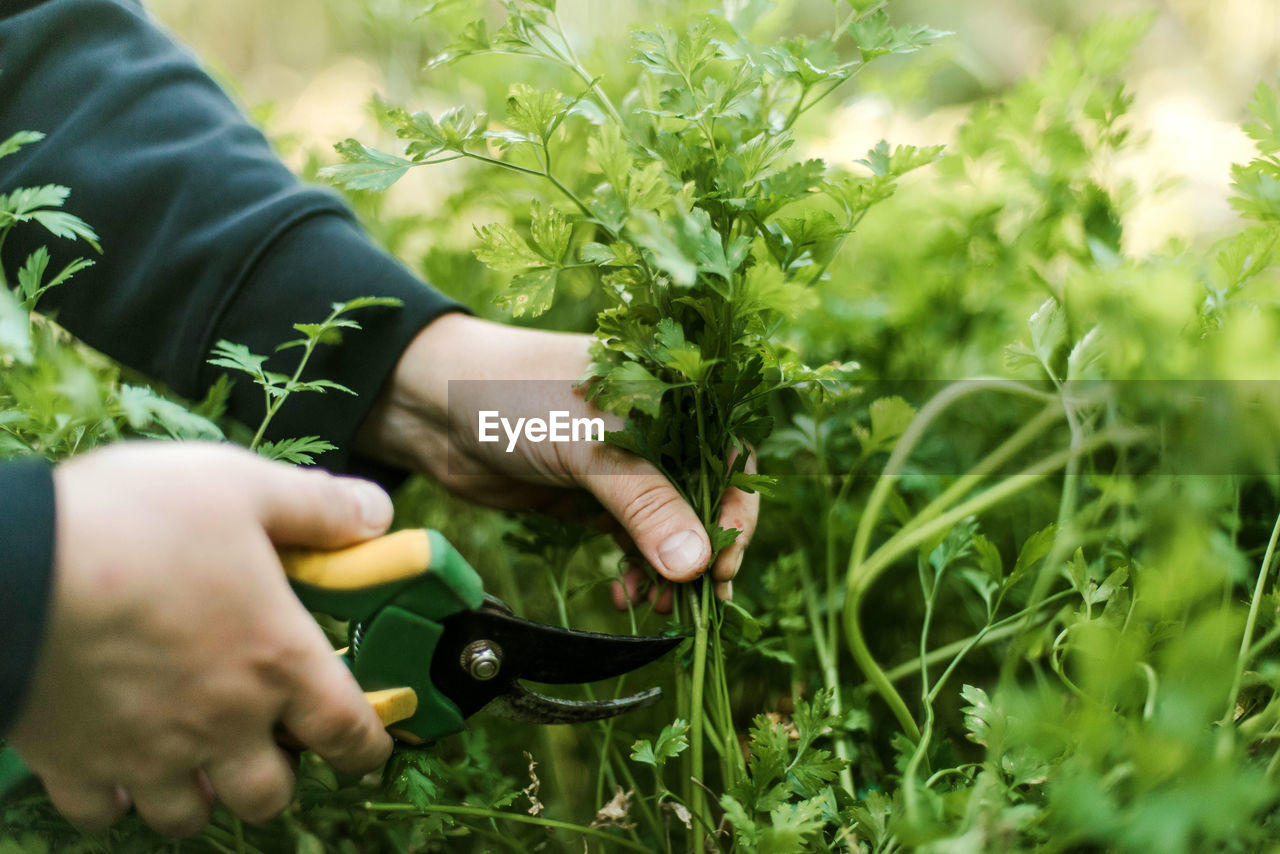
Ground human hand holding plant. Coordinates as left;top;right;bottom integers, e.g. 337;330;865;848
353;312;757;604
6;443;396;837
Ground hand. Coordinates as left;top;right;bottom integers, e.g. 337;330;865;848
354;313;758;606
7;442;395;837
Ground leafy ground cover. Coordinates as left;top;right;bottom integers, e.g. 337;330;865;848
5;1;1280;851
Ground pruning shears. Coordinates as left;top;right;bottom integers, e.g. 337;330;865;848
279;529;682;744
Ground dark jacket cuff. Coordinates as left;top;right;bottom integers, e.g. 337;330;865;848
200;211;466;475
0;458;56;735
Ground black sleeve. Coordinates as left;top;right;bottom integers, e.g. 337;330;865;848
0;0;469;732
0;459;55;735
0;0;467;470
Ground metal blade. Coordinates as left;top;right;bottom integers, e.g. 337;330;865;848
488;682;665;725
431;608;683;719
442;608;683;684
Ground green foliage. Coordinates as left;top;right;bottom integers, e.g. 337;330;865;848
630;718;690;774
207;295;403;461
13;3;1280;854
0;136;222;456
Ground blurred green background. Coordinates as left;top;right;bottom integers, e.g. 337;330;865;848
147;0;1278;259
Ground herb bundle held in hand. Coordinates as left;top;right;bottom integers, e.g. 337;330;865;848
325;0;944;839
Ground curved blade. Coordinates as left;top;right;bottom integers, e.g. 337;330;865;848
442;608;683;683
488;683;665;725
431;608;683;719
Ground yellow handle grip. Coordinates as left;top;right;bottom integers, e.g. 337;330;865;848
278;529;433;590
366;687;419;728
277;687;418;751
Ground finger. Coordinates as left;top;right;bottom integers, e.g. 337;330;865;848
611;579;630;611
204;747;296;825
712;457;759;585
611;566;643;611
579;458;710;583
130;773;214;838
651;580;674;614
280;645;393;776
42;777;130;832
243;459;393;549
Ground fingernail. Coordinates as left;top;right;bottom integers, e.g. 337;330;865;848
715;580;733;601
658;530;706;579
353;481;393;532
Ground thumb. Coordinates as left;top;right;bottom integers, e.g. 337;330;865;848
583;460;710;583
243;458;393;549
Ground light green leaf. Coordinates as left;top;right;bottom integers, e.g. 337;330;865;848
208;340;269;380
0;288;33;364
1066;326;1103;381
592;361;673;417
720;795;762;846
588;124;632;191
0;130;44;161
530;201;572;262
630;719;689;770
630;212;698;286
856;140;945;177
580;241;641;266
16;250;94;309
971;533;1003;583
115;385;224;440
1008;523;1057;587
474;223;545;272
494;267;558;317
505;83;566;140
960;683;997;746
854;395;915;456
257;436;339;465
847;10;950;60
30;210;100;252
631;22;719;80
334;295;404;314
1243;80;1280;155
730;470;777;496
320;140;414;191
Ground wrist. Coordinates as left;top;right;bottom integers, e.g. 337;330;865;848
352;312;482;471
352;313;597;474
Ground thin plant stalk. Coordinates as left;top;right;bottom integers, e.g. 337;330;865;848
1221;509;1280;735
361;802;654;853
845;424;1145;738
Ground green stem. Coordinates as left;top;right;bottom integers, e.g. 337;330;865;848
687;578;711;840
711;609;745;784
1001;375;1092;686
550;8;627;129
844;425;1144;739
361;802;654;853
458;148;605;230
903;558;943;819
610;740;663;843
879;589;1074;685
1222;509;1280;731
248;318;328;451
801;547;855;793
847;380;1061;598
0;226;10;291
201;822;265;854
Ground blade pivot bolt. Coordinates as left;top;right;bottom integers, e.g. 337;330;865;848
462;639;502;681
